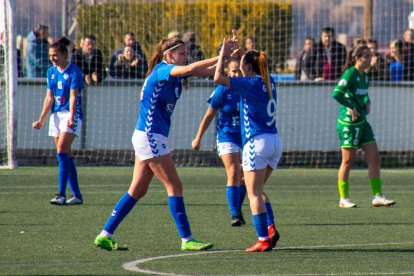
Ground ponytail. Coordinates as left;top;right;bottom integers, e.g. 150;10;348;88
146;37;185;77
258;52;272;99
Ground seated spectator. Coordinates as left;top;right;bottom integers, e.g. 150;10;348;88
71;34;106;85
183;31;204;63
366;39;388;80
25;24;51;78
110;46;145;79
385;40;404;82
402;28;414;80
245;36;256;51
295;37;316;80
313;27;347;81
109;31;148;79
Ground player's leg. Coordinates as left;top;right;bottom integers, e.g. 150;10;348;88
221;152;242;226
338;147;357;208
95;156;153;251
149;153;212;251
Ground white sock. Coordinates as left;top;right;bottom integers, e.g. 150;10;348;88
99;230;112;238
181;235;192;242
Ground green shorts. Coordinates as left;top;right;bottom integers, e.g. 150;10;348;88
337;120;375;148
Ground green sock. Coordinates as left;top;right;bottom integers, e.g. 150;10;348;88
370;178;382;196
338;180;349;199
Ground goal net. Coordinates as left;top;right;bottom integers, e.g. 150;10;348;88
2;0;414;168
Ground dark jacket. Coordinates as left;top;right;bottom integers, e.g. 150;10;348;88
71;48;106;83
313;40;347;80
109;42;148;78
295;48;316;80
110;56;146;79
402;42;414;81
367;53;388;81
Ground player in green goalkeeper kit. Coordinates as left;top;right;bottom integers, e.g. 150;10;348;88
332;45;395;208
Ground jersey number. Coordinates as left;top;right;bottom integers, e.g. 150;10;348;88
266;98;277;126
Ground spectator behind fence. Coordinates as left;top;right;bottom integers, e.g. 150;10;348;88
71;34;106;85
385;39;404;82
313;27;347;81
110;46;145;79
109;31;148;79
295;37;316;80
402;28;414;80
366;39;388;80
25;24;51;78
245;36;256;51
168;31;182;39
183;31;204;63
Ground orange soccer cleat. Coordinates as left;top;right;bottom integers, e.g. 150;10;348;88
245;238;272;252
268;224;280;248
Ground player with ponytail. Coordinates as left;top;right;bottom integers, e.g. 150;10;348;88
94;36;217;252
214;32;282;252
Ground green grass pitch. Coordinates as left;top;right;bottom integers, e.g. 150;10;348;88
1;166;413;275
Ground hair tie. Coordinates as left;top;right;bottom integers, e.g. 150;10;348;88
163;44;182;55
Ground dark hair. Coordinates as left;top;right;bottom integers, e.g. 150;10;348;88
322;27;335;36
146;37;185;77
50;36;71;56
224;57;240;75
34;24;49;37
367;38;378;47
344;45;370;70
243;50;272;99
124;31;135;37
82;34;96;41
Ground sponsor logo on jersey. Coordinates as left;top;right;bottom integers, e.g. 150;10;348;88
356;89;368;95
338;79;347;86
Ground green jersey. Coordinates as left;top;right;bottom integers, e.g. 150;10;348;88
332;67;370;125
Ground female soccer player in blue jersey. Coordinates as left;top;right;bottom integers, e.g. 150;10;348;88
214;35;282;252
333;45;395;208
94;37;217;251
192;57;247;227
32;37;84;206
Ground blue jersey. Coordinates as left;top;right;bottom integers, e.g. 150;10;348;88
229;76;278;145
208;85;242;147
47;63;84;120
136;62;186;137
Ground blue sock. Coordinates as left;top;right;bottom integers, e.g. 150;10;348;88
238;184;246;211
103;192;137;234
57;153;70;197
252;213;268;239
168;196;191;238
265;201;275;227
226;186;240;217
68;157;82;201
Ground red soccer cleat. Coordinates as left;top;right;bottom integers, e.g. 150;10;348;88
245;238;272;252
268;224;280;248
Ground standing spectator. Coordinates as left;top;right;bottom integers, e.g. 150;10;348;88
32;37;84;206
245;36;256;51
402;28;414;80
94;37;218;252
385;40;404;82
168;31;182;39
25;24;51;78
71;34;106;85
295;37;316;80
366;39;387;80
313;27;347;81
183;31;204;63
109;31;148;79
332;45;395;208
110;46;145;79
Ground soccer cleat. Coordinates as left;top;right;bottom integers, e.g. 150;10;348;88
181;238;213;251
238;212;246;225
231;215;242;227
66;196;83;205
50;194;66;205
372;195;396;207
94;236;128;251
245;238;272;252
268;224;280;248
339;198;357;208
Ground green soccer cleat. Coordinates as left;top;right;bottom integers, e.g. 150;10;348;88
94;235;128;251
181;238;213;251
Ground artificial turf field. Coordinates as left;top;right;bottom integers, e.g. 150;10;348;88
1;166;413;275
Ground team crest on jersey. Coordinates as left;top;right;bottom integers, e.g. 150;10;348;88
63;73;69;80
338;79;347;86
